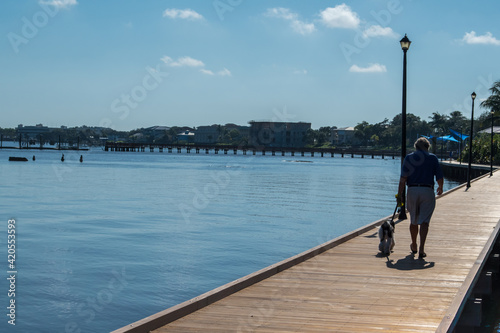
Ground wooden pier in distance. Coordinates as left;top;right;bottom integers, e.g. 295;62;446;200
112;170;500;333
104;142;397;159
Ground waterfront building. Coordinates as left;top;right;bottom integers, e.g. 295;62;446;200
177;130;195;143
478;126;500;134
17;124;51;138
145;126;171;137
194;125;220;144
331;126;357;146
248;121;311;147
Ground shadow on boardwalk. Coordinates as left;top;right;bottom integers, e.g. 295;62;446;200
386;254;435;270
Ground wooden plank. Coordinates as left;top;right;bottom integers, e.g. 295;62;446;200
112;169;500;333
436;217;500;332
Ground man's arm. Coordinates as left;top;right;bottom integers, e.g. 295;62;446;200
436;178;443;195
434;156;444;196
397;176;407;205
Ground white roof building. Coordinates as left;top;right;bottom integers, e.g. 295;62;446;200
478;126;500;134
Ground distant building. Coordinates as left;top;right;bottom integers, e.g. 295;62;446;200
478;126;500;134
248;121;311;147
17;124;50;138
331;127;357;146
195;125;220;144
195;124;250;144
177;130;195;143
144;126;171;140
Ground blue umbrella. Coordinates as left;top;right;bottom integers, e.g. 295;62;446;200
449;128;469;141
436;135;459;143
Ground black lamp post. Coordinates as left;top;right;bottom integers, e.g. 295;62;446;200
491;111;495;176
441;130;444;161
399;34;411;219
459;127;463;164
466;92;476;188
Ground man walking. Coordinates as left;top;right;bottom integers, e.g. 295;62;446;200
398;137;444;258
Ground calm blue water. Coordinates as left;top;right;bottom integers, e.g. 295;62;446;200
0;148;477;332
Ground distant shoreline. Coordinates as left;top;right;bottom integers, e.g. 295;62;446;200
0;147;89;151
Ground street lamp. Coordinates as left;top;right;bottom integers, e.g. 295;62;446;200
459;127;463;164
399;34;411;219
491;111;495;176
440;129;444;161
466;92;476;188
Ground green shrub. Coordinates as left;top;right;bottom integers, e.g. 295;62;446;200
460;134;500;165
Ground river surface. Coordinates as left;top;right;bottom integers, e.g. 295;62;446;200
0;148;496;332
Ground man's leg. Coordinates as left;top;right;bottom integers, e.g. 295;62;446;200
417;188;435;257
410;223;418;253
419;223;429;256
407;187;419;253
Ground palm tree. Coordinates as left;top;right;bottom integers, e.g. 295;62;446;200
481;80;500;114
448;111;468;131
428;111;449;132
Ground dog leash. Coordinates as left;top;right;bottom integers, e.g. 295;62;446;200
392;194;404;222
390;202;399;222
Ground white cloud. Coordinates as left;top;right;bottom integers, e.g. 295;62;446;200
291;20;316;35
201;68;231;76
163;8;203;20
265;8;316;35
349;64;387;73
462;31;500;45
217;68;232;76
293;69;308;75
161;56;173;64
200;69;214;75
175;57;205;67
266;8;296;20
363;25;398;38
162;56;230;77
319;4;360;29
161;56;205;67
39;0;77;8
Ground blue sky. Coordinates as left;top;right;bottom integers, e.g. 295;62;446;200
1;0;499;131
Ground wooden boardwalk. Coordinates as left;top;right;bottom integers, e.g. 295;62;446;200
113;171;500;333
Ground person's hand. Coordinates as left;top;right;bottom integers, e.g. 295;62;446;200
396;193;402;206
436;186;443;196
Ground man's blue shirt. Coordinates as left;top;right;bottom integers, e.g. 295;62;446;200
401;150;444;186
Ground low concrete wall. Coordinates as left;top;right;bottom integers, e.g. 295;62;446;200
440;161;495;181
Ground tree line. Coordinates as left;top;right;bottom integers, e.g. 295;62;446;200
2;81;499;161
307;80;500;155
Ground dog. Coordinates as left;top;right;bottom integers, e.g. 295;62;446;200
378;219;395;255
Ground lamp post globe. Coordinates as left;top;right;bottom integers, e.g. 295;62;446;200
400;34;411;50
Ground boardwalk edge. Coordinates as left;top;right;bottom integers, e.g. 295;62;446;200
436;218;500;332
110;214;393;333
111;174;493;333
